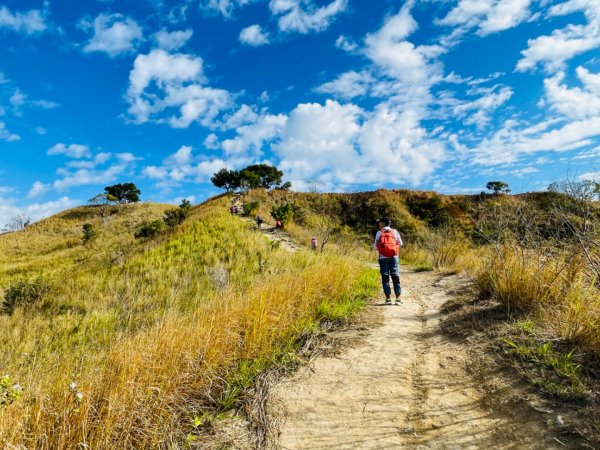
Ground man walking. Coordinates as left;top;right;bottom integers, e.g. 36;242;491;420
373;216;403;305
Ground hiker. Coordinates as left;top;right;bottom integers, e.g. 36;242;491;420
374;216;403;305
255;215;264;229
310;236;318;251
229;205;236;215
275;220;283;230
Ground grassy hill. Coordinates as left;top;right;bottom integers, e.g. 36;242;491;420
0;195;376;448
1;187;599;447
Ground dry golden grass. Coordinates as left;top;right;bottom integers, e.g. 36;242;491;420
0;196;376;448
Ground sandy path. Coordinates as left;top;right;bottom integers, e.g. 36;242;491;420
268;269;565;449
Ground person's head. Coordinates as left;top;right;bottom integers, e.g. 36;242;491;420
378;216;391;228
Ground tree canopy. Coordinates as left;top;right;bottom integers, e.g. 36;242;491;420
486;181;510;194
104;183;141;203
211;164;289;192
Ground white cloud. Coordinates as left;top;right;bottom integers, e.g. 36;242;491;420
126;49;233;128
544;67;600;119
154;28;193;51
517;0;600;72
199;0;257;17
239;25;270;46
335;35;358;52
0;121;20;142
81;13;143;57
452;85;514;128
48;143;92;159
142;145;231;187
221;112;287;156
315;71;374;100
471;116;600;165
273;100;445;188
0;196;79;230
364;5;444;92
438;0;532;37
269;0;347;34
28;181;50;198
53;153;139;190
0;6;47;35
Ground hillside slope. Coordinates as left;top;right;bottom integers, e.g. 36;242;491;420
0;196;376;448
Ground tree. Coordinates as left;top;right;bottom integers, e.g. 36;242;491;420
211;164;288;192
104;183;141;203
240;164;283;189
3;214;30;232
486;181;510;195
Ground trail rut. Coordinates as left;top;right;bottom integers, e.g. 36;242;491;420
267;269;568;449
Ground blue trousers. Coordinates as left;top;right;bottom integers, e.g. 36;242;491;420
378;257;401;298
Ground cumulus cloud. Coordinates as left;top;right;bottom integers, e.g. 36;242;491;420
335;34;358;52
269;0;347;34
273;100;445;188
28;181;50;198
239;25;270;46
126;49;233;128
199;0;257;17
221;112;287;157
0;121;20;142
0;5;47;35
315;71;374;100
438;0;532;37
544;67;600;119
53;152;140;190
154;28;193;51
142;145;231;187
81;13;143;57
48;143;92;159
0;196;79;230
517;0;600;72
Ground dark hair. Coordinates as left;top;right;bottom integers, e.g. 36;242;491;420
378;216;391;226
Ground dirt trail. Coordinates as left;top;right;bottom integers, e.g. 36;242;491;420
268;269;567;449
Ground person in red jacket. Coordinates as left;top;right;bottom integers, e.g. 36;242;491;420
373;216;404;305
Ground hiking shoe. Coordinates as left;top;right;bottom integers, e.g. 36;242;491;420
395;298;403;305
385;299;391;305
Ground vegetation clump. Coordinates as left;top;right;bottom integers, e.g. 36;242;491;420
134;219;164;239
1;278;50;314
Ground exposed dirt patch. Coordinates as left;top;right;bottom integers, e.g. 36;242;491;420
268;269;584;449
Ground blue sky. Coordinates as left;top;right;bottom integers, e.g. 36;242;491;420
1;0;600;225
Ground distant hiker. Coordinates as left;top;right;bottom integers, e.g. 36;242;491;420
255;215;264;229
230;206;236;215
275;220;283;230
374;216;403;305
310;236;318;251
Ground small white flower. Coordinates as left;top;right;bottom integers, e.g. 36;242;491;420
69;382;77;391
12;384;22;391
76;392;84;400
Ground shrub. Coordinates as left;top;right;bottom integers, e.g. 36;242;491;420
82;223;97;243
243;200;260;217
164;200;193;227
271;203;295;226
2;278;51;314
134;220;164;239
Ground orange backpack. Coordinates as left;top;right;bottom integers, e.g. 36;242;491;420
377;229;399;257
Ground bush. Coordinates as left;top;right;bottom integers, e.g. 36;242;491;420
164;209;187;228
134;220;164;239
2;278;51;314
82;223;97;243
243;200;260;217
271;203;295;226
